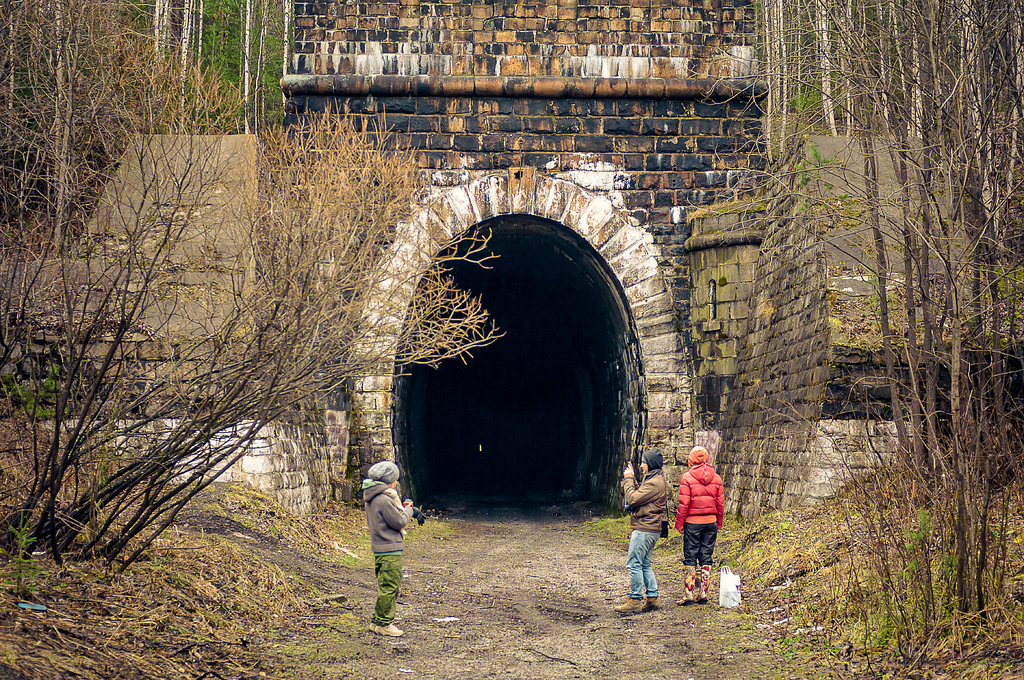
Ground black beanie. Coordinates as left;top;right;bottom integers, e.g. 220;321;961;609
642;448;663;471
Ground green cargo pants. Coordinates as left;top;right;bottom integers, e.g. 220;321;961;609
371;554;403;626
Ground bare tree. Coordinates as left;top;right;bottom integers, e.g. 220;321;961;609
242;0;252;133
0;0;499;571
765;0;1024;655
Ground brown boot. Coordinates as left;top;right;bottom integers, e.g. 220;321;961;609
614;598;645;614
642;596;660;611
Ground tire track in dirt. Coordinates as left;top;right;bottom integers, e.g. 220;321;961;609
336;506;777;680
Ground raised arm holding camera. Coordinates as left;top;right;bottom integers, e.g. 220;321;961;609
614;448;668;614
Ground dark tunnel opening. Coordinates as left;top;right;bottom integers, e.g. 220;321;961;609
393;215;645;507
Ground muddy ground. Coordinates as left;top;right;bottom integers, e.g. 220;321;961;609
218;502;789;680
7;485;1022;679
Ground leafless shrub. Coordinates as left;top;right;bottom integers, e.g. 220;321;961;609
754;0;1024;656
0;102;499;571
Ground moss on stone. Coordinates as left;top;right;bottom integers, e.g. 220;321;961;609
686;199;766;224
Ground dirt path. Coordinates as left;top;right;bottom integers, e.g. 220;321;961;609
315;505;778;680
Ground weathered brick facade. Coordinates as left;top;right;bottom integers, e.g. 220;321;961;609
73;13;896;517
285;0;764;233
289;0;755;80
283;0;770;507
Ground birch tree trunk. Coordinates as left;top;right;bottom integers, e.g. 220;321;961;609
53;0;75;253
254;0;269;131
155;0;171;56
197;0;204;63
777;0;788;152
843;0;854;134
282;0;291;87
243;0;252;134
816;0;837;135
181;0;195;65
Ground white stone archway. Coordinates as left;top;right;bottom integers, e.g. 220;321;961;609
350;167;691;491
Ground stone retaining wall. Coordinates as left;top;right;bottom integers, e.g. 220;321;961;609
216;409;351;515
683;144;901;516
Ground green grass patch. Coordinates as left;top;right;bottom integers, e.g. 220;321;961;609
581;514;630;546
405;516;458;543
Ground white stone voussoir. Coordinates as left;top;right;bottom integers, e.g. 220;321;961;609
351;169;683;472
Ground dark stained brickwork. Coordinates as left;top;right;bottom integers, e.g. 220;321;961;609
285;85;765;229
283;0;768;505
282;3;897;518
291;0;757;80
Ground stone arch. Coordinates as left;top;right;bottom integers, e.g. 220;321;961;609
352;168;683;505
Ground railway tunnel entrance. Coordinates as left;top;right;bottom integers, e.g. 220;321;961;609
393;214;645;507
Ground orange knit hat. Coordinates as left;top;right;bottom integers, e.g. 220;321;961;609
688;446;710;467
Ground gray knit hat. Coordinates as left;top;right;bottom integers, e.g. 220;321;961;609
367;461;400;484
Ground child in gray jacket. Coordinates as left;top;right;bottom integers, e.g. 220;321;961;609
363;461;414;637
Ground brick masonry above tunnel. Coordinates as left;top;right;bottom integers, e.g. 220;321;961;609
289;0;757;81
283;0;768;503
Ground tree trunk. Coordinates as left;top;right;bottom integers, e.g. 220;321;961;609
282;0;290;90
243;0;252;134
816;0;836;135
53;0;75;253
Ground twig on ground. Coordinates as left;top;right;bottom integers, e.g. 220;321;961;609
527;649;579;666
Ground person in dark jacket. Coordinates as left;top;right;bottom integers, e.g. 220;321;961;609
363;461;415;636
614;448;668;613
674;446;725;605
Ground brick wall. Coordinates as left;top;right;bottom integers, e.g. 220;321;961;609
291;0;756;80
284;0;767;504
288;83;763;223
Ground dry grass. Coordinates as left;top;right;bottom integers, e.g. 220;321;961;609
0;483;370;680
713;481;1024;679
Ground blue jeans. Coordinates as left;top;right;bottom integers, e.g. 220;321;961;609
626;529;660;600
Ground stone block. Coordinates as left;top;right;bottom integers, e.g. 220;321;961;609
645;353;687;374
508;166;536;213
333;479;353;502
572;194;617;245
647;375;679;392
716;338;737;358
240;453;270;475
625;283;671;316
716;281;738;302
647;391;677;410
730;299;750;319
648;409;681;429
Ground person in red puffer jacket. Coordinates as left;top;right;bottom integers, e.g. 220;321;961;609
674;446;724;605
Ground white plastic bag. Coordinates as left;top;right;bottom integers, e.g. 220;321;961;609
719;565;742;608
